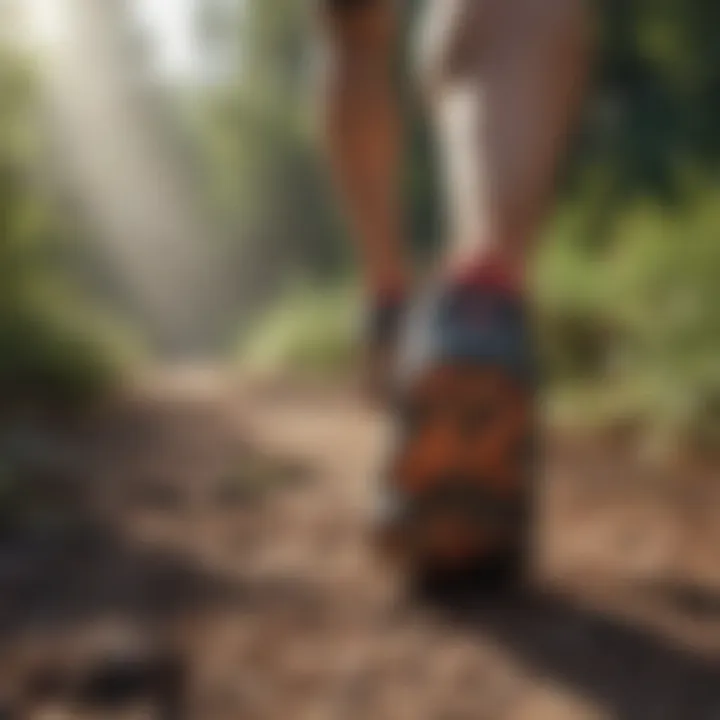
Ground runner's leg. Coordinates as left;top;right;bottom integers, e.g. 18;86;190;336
322;0;408;298
416;0;591;283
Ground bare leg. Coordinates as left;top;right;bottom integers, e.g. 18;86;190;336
416;0;592;282
322;0;408;297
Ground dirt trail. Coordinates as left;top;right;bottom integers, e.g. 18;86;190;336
2;369;720;719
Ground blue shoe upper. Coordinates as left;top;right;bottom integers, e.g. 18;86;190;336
397;283;537;387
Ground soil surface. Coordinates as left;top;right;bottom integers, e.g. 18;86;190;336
1;368;720;719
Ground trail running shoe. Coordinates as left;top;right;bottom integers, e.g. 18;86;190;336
376;280;538;588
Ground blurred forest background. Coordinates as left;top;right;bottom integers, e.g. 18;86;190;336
0;0;719;445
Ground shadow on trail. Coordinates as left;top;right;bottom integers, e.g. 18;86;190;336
0;524;314;639
644;580;720;621
0;386;318;718
441;586;720;720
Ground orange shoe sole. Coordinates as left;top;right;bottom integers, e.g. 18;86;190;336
378;362;534;575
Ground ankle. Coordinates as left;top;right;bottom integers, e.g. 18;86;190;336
366;270;410;305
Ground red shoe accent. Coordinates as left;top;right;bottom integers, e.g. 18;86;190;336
448;256;524;296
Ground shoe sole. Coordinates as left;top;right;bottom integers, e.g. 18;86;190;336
378;362;534;585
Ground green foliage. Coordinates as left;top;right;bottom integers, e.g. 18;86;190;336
0;285;135;411
566;0;720;231
0;46;132;414
239;282;359;376
539;191;720;442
